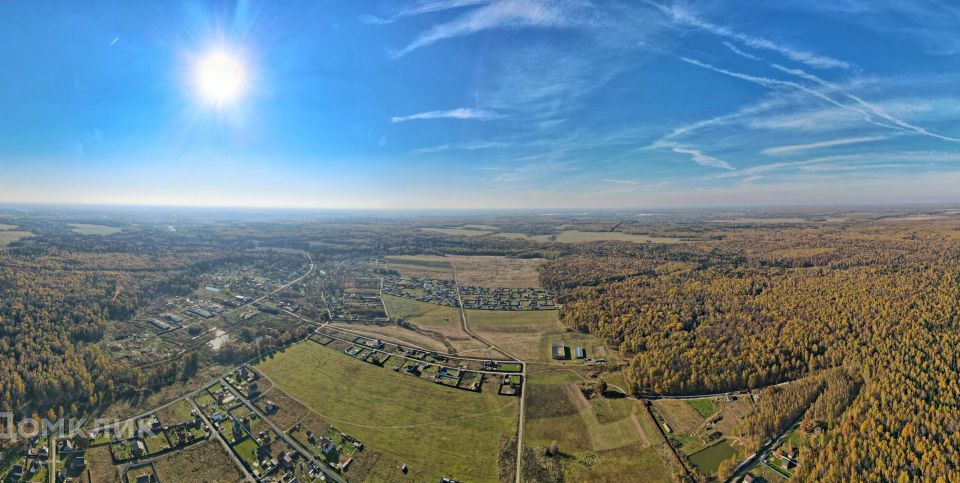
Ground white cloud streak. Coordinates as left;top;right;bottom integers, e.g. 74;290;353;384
761;136;886;156
391;107;501;123
392;0;587;57
361;0;490;24
672;146;734;170
643;0;851;69
681;57;960;142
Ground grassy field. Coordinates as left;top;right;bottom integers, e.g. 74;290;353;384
384;255;454;278
0;231;32;246
523;369;675;481
493;230;686;244
466;309;565;361
0;224;17;230
446;255;545;288
256;341;519;482
383;295;492;355
69;223;122;235
421;227;493;237
153;441;245;482
686;398;719;418
553;230;687;244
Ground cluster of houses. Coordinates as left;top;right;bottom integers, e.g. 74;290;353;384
459;286;556;311
382;275;460;307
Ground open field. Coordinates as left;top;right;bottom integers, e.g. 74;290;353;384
493;230;686;244
69;223;123;235
329;321;450;353
467;309;565;361
153;440;245;482
384;255;454;279
0;231;32;246
446;255;545;288
256;341;519;482
383;295;492;355
553;230;687;244
523;369;675;481
421;227;493;237
0;224;17;230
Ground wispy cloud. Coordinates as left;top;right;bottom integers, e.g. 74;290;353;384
643;0;851;70
680;57;960;142
361;0;490;25
672;146;734;170
722;41;761;61
391;107;501;123
391;0;589;57
602;178;641;185
413;140;510;153
761;136;887;156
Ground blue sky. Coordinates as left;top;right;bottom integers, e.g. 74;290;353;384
2;0;960;209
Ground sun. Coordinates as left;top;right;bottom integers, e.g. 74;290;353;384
195;51;247;106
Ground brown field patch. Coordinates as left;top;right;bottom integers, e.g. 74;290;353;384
259;385;310;431
713;397;754;436
652;399;705;434
85;445;121;483
446;255;545;288
153;440;244;482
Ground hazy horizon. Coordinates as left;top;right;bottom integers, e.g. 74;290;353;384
3;1;960;208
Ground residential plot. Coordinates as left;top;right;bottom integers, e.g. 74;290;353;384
256;340;519;482
152;440;245;483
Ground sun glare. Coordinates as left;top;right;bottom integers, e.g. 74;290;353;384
195;51;247;106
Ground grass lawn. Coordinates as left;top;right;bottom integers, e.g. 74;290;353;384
232;437;260;468
256;341;519;482
69;223;122;235
685;398;720;419
153;441;244;482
